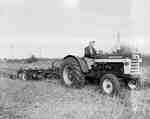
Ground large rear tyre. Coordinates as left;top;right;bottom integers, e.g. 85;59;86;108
100;74;120;96
61;57;85;88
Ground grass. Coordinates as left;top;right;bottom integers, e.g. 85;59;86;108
0;58;149;119
0;78;149;119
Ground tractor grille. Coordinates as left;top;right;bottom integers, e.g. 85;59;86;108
130;58;140;74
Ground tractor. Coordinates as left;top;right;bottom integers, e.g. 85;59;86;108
60;46;142;96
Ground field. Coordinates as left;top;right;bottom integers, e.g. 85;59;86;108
0;59;150;119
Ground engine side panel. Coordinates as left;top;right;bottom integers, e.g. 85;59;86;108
86;62;124;79
94;62;124;74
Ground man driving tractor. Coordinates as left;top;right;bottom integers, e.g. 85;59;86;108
84;41;97;58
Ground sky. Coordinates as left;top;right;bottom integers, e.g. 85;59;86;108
0;0;149;58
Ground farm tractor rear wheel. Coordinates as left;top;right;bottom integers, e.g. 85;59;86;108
100;74;120;96
61;57;85;88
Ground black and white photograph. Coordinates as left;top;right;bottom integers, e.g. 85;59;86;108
0;0;149;119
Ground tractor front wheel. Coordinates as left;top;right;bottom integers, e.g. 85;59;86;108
100;74;120;96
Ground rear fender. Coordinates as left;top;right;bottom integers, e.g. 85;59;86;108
64;55;89;73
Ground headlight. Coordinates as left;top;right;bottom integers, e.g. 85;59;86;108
132;54;140;59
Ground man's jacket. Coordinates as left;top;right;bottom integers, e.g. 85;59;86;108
84;46;97;58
